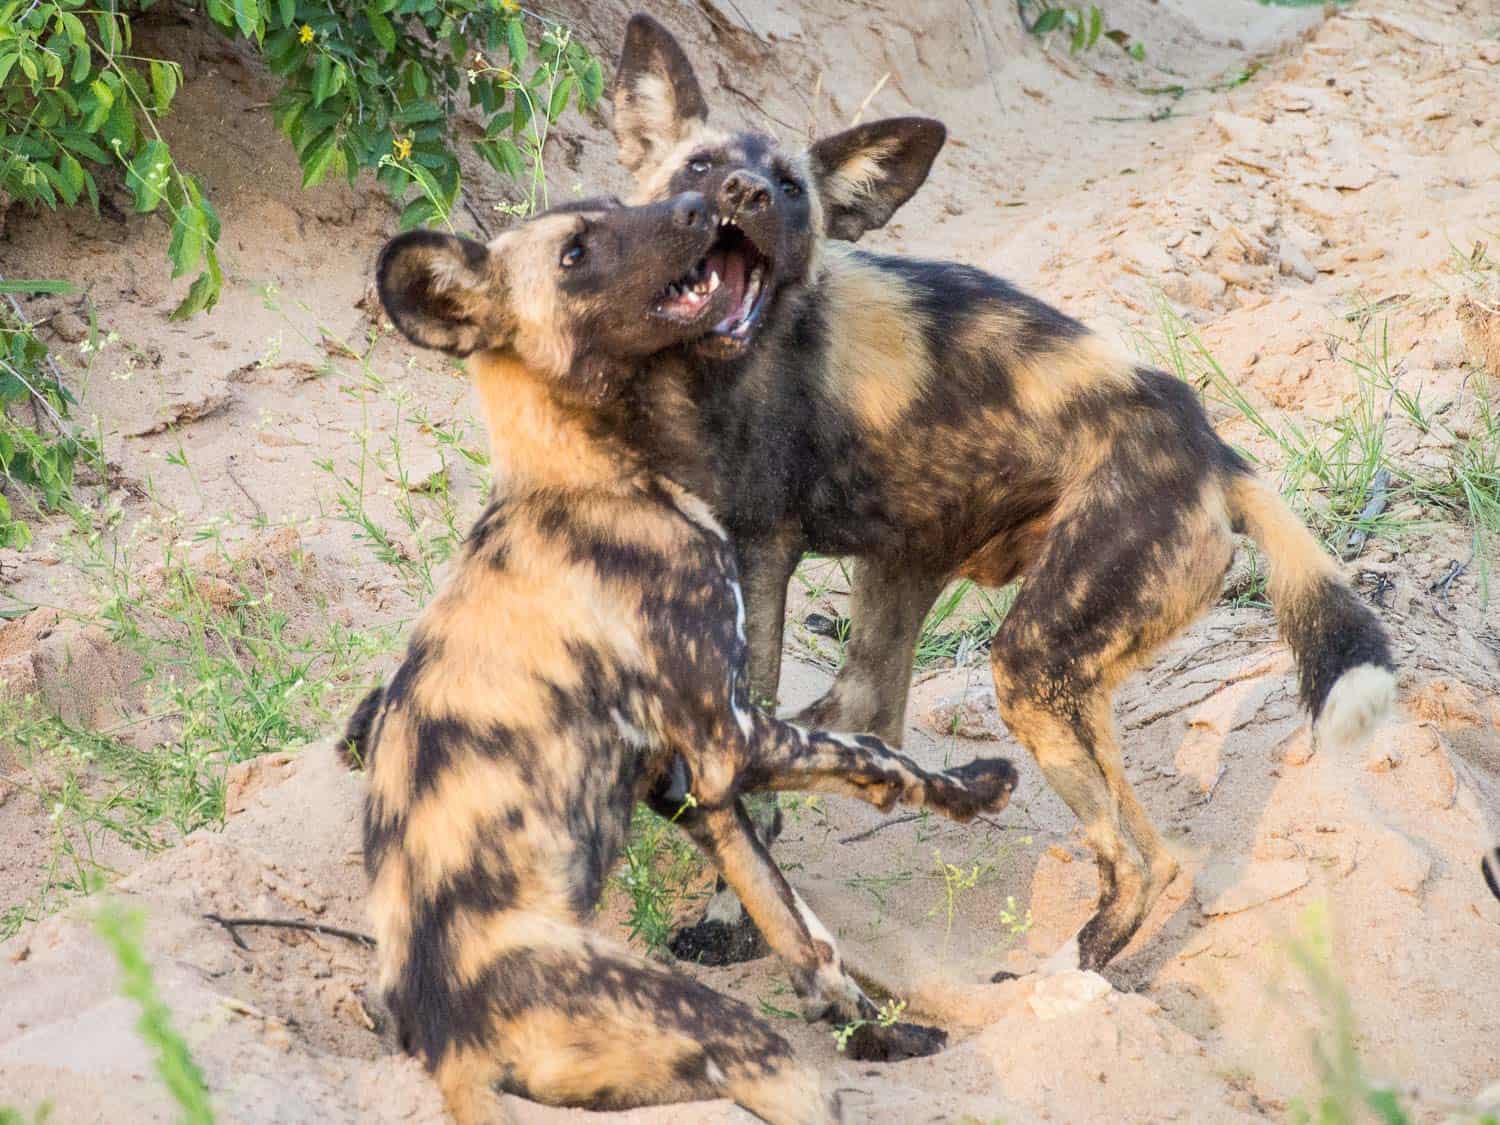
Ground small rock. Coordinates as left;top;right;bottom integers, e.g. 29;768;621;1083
1364;741;1402;772
1028;970;1111;1020
1197;859;1309;916
1279;240;1318;283
1289;185;1344;220
1281;729;1315;766
51;310;88;343
128;389;234;436
1369;828;1430;894
1211;112;1272;153
927;693;1001;739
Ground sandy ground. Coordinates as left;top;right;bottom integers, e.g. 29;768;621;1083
2;0;1499;1121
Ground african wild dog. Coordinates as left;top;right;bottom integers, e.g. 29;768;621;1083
609;14;1398;975
354;194;1020;1122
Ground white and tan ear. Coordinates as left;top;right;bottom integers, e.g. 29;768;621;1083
613;13;708;174
376;231;514;356
808;117;947;242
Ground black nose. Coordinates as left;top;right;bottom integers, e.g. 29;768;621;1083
672;193;709;230
719;170;772;218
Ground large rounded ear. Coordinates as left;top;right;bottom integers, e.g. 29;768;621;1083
376;231;514;356
808;117;946;242
613;13;708;174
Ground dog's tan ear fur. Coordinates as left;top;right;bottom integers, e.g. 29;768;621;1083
808;117;946;242
376;231;515;356
613;13;709;174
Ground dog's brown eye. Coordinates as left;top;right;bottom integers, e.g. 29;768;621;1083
687;158;711;175
560;242;585;268
780;178;802;198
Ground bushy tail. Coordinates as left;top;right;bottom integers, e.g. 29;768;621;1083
340;685;384;769
1225;474;1396;753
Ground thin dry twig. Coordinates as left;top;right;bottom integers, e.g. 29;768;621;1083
838;812;923;845
204;913;375;949
1342;467;1393;560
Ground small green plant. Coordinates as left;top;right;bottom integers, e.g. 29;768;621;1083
612;800;705;953
930;849;984;940
1019;1;1146;60
999;893;1033;942
832;997;907;1052
93;900;214;1124
0;280;100;545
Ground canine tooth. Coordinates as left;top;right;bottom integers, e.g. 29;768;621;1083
708;269;720;291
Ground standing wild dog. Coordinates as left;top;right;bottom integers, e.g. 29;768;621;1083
609;14;1398;974
356;194;1021;1123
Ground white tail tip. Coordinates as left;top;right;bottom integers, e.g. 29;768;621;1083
1314;663;1396;754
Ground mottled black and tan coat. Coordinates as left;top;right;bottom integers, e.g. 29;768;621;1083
610;14;1399;974
352;195;1018;1123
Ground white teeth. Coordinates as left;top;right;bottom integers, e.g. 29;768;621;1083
708;269;720;292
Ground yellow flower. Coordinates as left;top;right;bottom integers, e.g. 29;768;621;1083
298;23;315;44
499;0;519;14
392;136;413;160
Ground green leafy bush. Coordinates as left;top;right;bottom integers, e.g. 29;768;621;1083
1;0;602;317
0;280;99;548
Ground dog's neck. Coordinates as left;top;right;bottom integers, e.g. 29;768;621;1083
470;351;638;494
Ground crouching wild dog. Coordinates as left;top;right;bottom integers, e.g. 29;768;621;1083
352;194;1019;1123
610;14;1398;974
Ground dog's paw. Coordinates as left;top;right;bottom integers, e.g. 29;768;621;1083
842;1020;948;1062
937;756;1019;818
668;915;769;966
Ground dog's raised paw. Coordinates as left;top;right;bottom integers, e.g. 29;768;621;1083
939;756;1019;817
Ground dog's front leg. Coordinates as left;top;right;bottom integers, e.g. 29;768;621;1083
648;787;947;1062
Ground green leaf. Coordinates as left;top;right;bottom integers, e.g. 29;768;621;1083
169;201;208;277
1086;6;1103;49
397;195;434;231
505;18;527;68
368;9;395;51
169;252;222;319
547;74;573;121
578;57;604;106
150;60;179;113
1030;7;1065;34
232;0;261;39
299;127;339;187
102;88;135;152
0;280;75;295
126;140;172;212
57;152;85;203
69;37;92;82
278;0;294;25
311;53;335;106
58;11;87;47
484;136;524;178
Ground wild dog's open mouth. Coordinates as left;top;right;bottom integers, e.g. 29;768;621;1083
703;218;772;341
651;256;722;323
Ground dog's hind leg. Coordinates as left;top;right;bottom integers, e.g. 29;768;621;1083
988;474;1233;973
795;560;947;746
430;915;835;1124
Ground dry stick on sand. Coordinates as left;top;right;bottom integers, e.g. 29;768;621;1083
1342;467;1393;561
204;913;376;950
